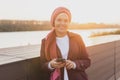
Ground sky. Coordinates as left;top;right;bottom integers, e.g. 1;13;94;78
0;0;120;24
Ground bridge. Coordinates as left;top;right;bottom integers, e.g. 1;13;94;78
0;35;120;80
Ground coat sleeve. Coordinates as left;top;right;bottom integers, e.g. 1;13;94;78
40;38;54;72
73;35;91;71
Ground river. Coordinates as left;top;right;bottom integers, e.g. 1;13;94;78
0;28;119;48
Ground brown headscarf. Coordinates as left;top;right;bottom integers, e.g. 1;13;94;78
45;7;72;61
50;7;71;27
45;29;57;61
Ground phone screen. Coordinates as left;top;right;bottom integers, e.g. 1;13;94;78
56;58;66;62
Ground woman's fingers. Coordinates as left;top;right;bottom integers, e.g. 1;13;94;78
56;62;66;68
50;59;75;69
66;60;74;70
50;59;57;68
50;59;66;68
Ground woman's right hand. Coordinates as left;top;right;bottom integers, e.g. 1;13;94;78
50;59;66;69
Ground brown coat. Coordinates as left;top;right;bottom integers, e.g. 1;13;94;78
40;32;91;80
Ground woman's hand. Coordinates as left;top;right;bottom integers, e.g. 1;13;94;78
65;60;75;70
50;59;66;69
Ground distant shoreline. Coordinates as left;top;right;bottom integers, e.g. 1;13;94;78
89;29;120;37
0;20;120;32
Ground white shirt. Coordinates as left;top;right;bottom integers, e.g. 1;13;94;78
56;35;69;59
56;35;69;80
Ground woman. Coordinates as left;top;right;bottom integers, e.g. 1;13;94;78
40;7;91;80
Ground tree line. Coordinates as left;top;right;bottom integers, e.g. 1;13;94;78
0;20;120;32
0;20;51;32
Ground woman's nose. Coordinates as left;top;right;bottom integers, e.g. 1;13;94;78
61;21;66;24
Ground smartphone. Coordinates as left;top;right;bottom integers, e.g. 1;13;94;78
56;58;66;63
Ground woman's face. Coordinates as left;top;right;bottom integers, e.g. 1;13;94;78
54;13;70;34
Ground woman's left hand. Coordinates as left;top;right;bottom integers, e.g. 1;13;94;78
65;60;75;70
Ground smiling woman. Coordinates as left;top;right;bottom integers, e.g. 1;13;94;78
40;7;91;80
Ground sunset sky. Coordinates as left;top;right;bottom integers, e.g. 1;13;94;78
0;0;120;24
